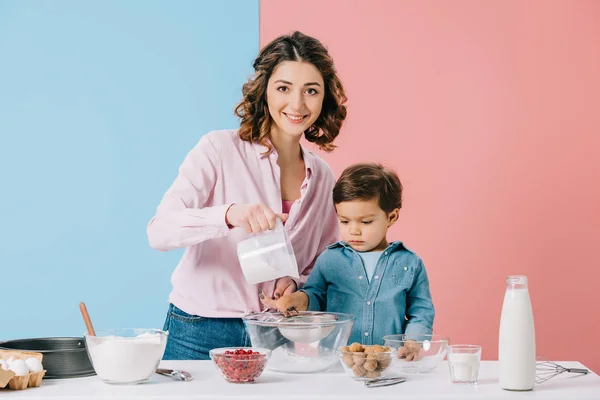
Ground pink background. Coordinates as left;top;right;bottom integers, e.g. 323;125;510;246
261;0;600;372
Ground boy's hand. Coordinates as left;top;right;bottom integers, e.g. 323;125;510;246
398;340;421;361
259;290;309;317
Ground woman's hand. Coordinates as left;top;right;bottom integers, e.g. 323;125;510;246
259;290;309;317
225;204;288;233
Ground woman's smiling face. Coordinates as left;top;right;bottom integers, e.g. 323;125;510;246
266;61;325;140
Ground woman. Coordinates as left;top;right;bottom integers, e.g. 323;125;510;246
147;31;347;360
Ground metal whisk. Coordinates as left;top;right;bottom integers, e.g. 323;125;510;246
536;357;589;383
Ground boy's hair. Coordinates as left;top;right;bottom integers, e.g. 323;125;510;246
333;163;403;213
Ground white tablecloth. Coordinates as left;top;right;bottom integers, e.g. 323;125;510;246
5;360;600;399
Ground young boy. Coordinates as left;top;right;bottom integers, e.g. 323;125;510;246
261;163;435;350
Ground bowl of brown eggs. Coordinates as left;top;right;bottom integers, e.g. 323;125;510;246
338;343;397;381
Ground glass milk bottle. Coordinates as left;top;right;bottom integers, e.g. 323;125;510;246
498;275;536;391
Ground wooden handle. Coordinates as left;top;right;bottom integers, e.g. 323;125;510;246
79;302;96;336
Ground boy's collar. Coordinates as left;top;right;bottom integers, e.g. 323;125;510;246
327;240;407;252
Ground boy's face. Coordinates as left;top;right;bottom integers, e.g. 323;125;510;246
335;198;399;252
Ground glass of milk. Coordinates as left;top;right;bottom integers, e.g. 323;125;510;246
447;345;481;385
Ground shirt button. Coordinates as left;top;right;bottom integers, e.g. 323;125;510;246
384;251;388;255
358;276;364;280
366;301;371;305
404;266;408;271
374;275;379;280
364;332;369;337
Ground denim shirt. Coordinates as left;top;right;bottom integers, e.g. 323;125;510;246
300;241;435;345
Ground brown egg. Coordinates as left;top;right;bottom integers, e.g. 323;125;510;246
366;353;377;360
363;346;374;353
366;370;381;379
363;359;378;371
353;353;366;365
349;343;363;352
352;364;366;377
342;354;354;367
339;346;350;352
382;346;391;352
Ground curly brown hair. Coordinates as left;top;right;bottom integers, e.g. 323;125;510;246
234;31;347;153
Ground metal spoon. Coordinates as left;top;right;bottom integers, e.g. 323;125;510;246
364;376;407;388
156;368;193;381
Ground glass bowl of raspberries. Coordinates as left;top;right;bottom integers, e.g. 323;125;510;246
209;347;271;383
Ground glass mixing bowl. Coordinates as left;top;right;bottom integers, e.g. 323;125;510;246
243;311;355;374
84;329;167;384
383;333;449;373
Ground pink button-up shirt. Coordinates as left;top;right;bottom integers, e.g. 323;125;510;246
147;130;340;318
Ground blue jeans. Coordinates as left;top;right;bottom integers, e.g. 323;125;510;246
162;304;252;360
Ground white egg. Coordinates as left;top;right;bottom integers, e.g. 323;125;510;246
0;359;9;370
6;356;16;366
25;358;43;373
9;359;29;376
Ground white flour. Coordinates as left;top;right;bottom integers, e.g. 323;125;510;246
86;332;166;383
240;258;283;284
268;347;338;373
278;325;335;343
237;233;299;284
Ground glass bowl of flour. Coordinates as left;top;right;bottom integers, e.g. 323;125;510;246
84;329;167;384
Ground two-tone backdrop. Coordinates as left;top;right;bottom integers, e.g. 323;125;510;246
1;0;599;372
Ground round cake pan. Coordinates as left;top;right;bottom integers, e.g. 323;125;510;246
0;337;95;379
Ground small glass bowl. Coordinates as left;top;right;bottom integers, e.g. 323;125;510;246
209;347;271;383
383;334;449;373
337;344;397;381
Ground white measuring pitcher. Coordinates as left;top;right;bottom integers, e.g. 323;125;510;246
237;218;299;284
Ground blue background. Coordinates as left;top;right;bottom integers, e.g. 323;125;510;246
0;0;258;339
